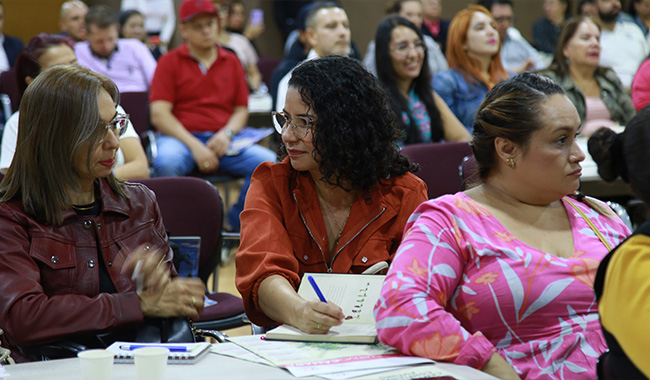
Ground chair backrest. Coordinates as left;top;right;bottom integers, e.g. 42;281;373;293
401;142;473;199
119;91;156;166
119;91;151;136
131;177;224;284
460;154;480;190
0;69;20;114
257;56;281;89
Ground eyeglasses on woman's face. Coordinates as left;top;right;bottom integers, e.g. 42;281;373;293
272;111;314;139
390;40;426;58
99;113;129;143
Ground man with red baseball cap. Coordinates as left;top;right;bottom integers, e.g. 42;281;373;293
149;0;276;231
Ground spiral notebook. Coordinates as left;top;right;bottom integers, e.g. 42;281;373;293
106;341;212;364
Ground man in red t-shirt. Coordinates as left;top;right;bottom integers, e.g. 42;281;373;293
149;0;276;230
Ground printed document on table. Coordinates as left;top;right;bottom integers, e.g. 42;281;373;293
352;364;464;380
211;342;273;366
227;335;433;378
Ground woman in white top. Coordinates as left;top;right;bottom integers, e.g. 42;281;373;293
0;33;149;179
213;0;262;91
120;0;176;49
364;0;447;77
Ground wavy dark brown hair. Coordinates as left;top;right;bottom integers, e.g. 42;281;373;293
285;56;418;193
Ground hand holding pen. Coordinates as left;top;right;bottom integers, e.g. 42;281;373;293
123;244;171;295
295;275;344;334
122;244;205;319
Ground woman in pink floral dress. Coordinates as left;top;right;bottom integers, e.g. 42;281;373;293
374;73;631;379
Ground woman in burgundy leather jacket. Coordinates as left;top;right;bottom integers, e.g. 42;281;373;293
0;65;205;362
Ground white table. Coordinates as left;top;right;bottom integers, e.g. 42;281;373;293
4;351;497;380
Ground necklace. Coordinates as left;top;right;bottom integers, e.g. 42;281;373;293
72;203;95;211
72;199;98;211
319;195;352;245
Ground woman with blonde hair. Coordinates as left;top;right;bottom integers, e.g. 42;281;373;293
433;5;508;131
0;65;204;362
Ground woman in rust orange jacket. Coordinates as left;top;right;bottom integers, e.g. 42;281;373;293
235;56;428;332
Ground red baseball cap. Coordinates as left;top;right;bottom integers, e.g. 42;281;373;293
180;0;217;23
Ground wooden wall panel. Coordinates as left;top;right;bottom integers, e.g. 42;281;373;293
3;0;553;58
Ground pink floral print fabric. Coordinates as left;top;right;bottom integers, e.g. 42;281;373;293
375;193;630;379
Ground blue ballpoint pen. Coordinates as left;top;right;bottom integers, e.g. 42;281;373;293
308;275;328;303
119;344;189;352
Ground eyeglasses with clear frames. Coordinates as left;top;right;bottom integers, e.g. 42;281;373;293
99;113;129;143
390;40;426;58
272;111;313;139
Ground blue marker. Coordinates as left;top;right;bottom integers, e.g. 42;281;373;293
119;344;189;352
308;275;327;303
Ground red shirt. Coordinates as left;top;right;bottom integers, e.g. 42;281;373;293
149;43;249;133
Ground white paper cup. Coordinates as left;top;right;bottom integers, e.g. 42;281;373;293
133;347;169;380
78;349;114;380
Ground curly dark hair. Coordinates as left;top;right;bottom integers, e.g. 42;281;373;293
375;15;443;144
285;56;418;192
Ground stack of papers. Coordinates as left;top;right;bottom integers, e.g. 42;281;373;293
213;335;459;379
209;273;464;379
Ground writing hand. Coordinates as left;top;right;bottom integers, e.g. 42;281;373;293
292;299;345;334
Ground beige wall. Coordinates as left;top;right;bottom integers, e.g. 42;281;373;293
4;0;572;57
3;0;68;43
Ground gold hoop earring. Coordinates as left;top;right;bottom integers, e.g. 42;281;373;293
507;157;515;168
